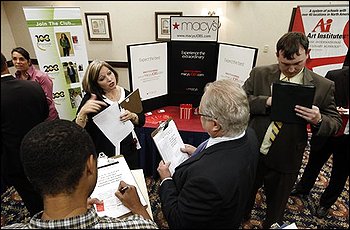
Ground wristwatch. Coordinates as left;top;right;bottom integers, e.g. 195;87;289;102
313;117;323;128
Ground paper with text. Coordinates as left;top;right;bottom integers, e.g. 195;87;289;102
152;119;188;175
90;156;147;218
92;102;134;148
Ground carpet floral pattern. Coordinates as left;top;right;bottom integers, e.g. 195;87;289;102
1;147;349;229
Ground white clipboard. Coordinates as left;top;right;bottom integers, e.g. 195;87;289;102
151;118;188;175
90;155;147;218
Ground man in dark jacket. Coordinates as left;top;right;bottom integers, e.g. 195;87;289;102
291;49;349;218
1;53;49;216
157;79;259;229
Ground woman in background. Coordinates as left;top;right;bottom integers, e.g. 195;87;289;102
59;33;71;57
75;60;145;169
11;47;59;121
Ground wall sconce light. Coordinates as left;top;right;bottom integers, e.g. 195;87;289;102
208;11;216;16
201;8;223;16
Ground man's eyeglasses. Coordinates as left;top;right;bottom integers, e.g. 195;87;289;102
196;113;213;119
194;108;215;119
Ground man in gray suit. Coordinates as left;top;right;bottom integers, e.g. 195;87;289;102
242;32;342;228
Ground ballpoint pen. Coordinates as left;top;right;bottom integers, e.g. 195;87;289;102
119;186;129;194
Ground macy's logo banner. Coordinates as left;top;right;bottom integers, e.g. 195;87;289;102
170;16;220;42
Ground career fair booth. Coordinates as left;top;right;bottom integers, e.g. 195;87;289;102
127;16;258;177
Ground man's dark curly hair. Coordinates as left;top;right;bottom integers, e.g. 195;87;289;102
20;119;97;196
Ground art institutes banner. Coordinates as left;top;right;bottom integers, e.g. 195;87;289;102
291;5;349;76
23;7;89;120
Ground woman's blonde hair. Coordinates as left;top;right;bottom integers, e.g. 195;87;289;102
82;60;119;98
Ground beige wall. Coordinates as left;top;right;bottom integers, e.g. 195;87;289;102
2;1;348;89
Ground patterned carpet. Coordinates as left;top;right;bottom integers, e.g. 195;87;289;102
1;146;349;229
145;145;349;229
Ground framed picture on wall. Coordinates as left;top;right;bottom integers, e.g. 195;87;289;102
155;12;183;41
85;12;112;41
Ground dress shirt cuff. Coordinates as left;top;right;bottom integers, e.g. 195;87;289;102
160;177;173;186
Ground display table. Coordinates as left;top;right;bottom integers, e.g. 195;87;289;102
136;106;209;177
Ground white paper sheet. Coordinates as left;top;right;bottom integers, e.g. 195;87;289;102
91;156;147;218
131;169;153;220
152;119;188;175
92;103;134;148
282;222;298;229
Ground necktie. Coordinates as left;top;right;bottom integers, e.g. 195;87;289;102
192;139;208;157
270;121;283;142
268;77;290;143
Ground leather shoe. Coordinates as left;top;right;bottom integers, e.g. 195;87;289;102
316;206;329;218
290;187;308;196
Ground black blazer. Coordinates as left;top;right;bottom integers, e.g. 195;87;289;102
311;66;349;145
1;75;49;177
159;128;259;229
325;66;349;108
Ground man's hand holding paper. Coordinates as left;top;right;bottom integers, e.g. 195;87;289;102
180;144;197;156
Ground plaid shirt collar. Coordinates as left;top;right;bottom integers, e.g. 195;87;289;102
28;207;98;228
4;207;158;229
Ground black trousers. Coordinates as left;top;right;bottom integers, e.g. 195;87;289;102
296;134;349;208
69;74;76;83
4;174;43;217
63;47;70;56
244;154;298;228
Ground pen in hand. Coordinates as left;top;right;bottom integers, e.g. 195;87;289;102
119;186;130;194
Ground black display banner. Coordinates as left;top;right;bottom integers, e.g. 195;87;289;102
168;41;218;107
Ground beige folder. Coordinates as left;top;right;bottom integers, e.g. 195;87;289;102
120;89;143;113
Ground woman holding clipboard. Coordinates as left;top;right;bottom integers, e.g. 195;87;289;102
74;60;145;169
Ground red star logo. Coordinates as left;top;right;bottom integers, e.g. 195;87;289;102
172;22;180;30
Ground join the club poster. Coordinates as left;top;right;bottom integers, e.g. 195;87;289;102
23;7;89;120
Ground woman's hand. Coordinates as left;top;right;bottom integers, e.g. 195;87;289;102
76;94;107;127
80;94;107;116
120;109;139;124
